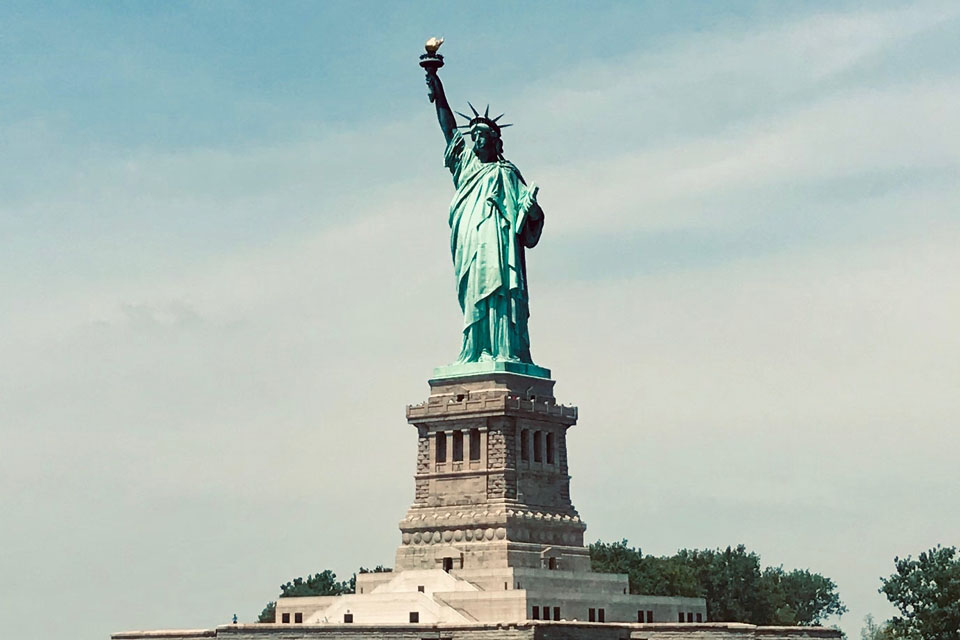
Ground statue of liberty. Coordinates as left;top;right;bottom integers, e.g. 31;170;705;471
422;41;546;371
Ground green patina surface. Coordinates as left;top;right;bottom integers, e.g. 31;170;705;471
423;50;547;371
432;360;551;381
442;128;544;367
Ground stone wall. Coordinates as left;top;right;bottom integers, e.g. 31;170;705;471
114;631;215;640
417;426;430;474
115;622;842;640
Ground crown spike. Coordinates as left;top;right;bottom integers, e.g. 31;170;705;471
467;102;479;117
484;104;490;118
492;113;505;122
499;123;513;128
455;111;472;120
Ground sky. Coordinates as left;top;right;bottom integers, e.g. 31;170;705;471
1;2;958;639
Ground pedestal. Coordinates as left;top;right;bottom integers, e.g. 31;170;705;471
396;371;590;577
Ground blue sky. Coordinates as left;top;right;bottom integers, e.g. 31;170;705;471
1;3;958;640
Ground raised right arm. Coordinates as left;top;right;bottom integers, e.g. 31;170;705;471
426;72;457;144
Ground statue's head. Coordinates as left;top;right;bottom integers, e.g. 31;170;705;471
456;103;511;163
471;123;502;162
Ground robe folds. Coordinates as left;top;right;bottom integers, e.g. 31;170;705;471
444;130;544;364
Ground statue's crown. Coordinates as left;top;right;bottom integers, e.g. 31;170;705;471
456;103;512;137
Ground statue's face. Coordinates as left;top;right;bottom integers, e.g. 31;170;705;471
471;126;499;162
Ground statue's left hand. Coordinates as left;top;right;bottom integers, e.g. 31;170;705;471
522;184;541;218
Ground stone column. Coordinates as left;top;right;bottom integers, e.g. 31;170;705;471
480;426;489;469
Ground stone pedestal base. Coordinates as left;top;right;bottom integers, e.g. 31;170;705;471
399;371;583;573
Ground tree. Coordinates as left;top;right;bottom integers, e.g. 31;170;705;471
861;614;902;640
359;565;393;574
880;545;960;640
257;601;276;624
590;540;846;626
257;569;357;623
589;540;699;597
678;546;767;623
759;566;847;625
278;569;354;598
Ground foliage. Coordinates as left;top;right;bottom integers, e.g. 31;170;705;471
880;545;960;640
255;567;395;621
278;569;355;598
590;540;846;625
257;569;357;622
759;565;848;625
358;565;393;574
257;601;275;623
860;614;904;640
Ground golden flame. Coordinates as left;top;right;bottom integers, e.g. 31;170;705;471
425;37;444;54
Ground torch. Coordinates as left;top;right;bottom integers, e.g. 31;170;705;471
420;37;444;103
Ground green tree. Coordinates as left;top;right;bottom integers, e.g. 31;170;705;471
358;565;393;574
678;546;767;623
279;569;354;597
590;540;846;626
759;566;846;625
880;545;960;640
257;601;276;624
257;569;357;623
860;614;903;640
589;540;699;597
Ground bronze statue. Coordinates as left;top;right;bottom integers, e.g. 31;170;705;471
421;39;546;367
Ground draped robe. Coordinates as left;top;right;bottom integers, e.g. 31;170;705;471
444;130;544;363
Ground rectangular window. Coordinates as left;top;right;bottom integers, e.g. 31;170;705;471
553;607;560;621
294;613;302;624
532;606;540;620
647;610;654;623
533;431;543;462
679;612;685;622
436;432;447;463
344;613;353;623
469;429;481;460
417;585;424;593
520;429;529;461
281;613;290;624
598;608;605;623
453;430;463;461
696;613;703;622
638;611;644;623
688;612;694;623
409;612;419;623
546;432;555;464
588;608;596;622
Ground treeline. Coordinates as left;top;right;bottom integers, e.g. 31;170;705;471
590;540;846;626
865;545;960;640
253;543;960;640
